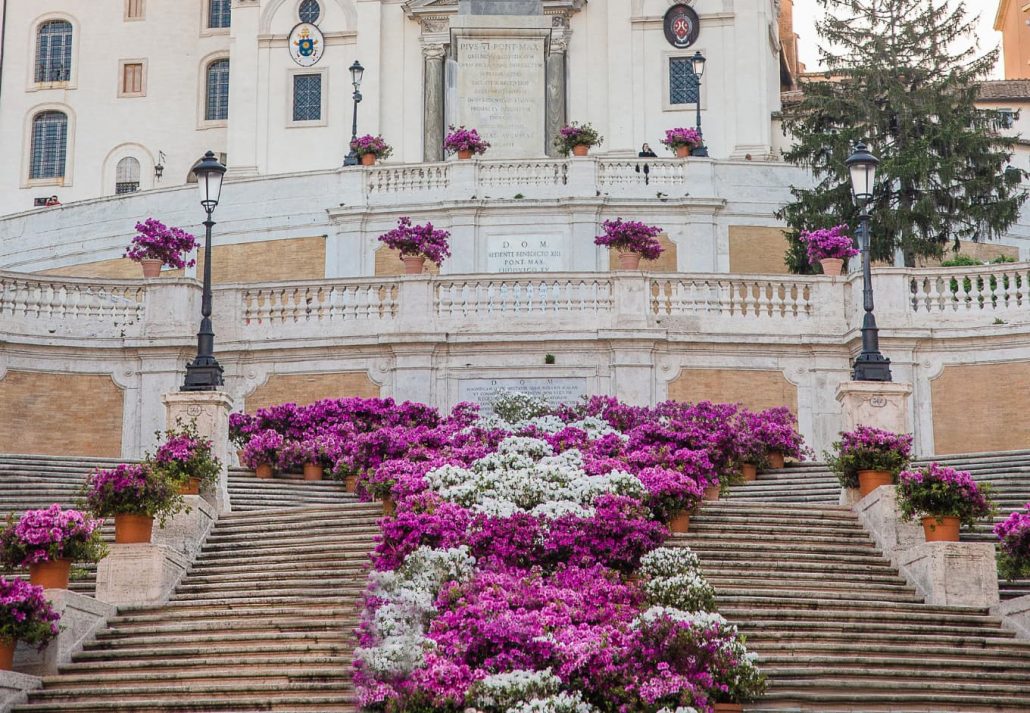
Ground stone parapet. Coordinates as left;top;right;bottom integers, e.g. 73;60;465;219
13;590;115;676
95;544;189;607
152;495;217;561
994;594;1030;639
896;542;1000;609
853;485;923;566
0;671;40;713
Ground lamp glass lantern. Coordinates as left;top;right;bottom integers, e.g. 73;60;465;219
690;50;706;79
349;60;364;89
194;151;226;212
846;142;879;204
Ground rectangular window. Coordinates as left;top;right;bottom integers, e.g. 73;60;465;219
125;0;145;20
121;62;144;96
669;57;699;105
208;0;231;29
293;74;322;122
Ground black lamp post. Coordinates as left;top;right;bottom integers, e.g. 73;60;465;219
845;141;892;382
181;151;227;392
690;51;709;158
343;60;365;167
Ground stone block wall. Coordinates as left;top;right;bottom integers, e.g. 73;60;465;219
931;361;1030;454
245;372;381;413
667;368;798;413
727;226;792;274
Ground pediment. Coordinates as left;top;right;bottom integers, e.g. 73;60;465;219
403;0;585;19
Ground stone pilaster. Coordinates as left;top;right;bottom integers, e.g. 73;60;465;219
423;44;447;163
545;31;568;158
162;390;233;513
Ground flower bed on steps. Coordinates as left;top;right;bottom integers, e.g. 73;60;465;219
233;393;795;712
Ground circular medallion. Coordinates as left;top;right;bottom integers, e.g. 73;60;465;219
289;22;325;67
663;3;700;49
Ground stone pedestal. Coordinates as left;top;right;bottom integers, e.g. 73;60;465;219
852;485;923;566
13;590;115;676
0;671;40;713
994;594;1030;640
95;545;188;607
835;380;912;434
152;495;216;562
897;542;1000;608
162;390;233;513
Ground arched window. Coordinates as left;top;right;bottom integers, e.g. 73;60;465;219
208;0;231;29
35;20;73;83
115;157;140;194
299;0;321;24
205;59;230;121
30;111;68;180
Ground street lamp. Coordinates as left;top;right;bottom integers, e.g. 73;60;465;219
690;51;709;157
343;60;365;166
845;141;892;382
181;151;227;392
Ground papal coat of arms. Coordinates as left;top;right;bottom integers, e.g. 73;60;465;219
289;23;324;67
663;4;700;49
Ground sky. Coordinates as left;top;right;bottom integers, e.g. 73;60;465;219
793;0;1004;78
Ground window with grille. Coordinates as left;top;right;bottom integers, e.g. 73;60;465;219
115;157;140;194
208;0;231;28
299;0;321;23
293;74;322;122
121;62;144;95
205;59;230;121
35;21;73;83
125;0;145;19
669;57;699;105
30;111;68;180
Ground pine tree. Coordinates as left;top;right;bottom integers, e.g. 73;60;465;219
778;0;1026;270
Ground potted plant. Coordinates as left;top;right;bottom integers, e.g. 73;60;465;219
242;429;285;479
0;505;106;590
83;463;184;544
661;127;703;158
637;466;705;533
0;577;60;671
825;426;913;497
149;422;221;495
996;504;1030;580
594;218;664;270
444;126;490;160
377;216;451;275
799;225;859;277
124;218;198;278
749;407;807;470
897;463;994;542
351;134;393;166
228;411;257;465
555;122;604;157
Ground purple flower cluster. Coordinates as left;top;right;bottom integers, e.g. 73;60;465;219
0;576;60;648
555;122;604;154
897;463;994;528
378;217;452;265
996;504;1030;579
123;218;198;268
661;127;703;150
735;407;808;465
150;422;221;489
594;219;665;260
0;505;104;568
83;463;182;521
827;426;913;488
351;134;393;159
444;126;490;155
799;225;859;263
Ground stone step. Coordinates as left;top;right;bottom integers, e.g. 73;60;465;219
99;618;353;638
749;640;1030;660
760;654;1030;673
179;570;368;588
200;531;379;551
90;630;349;649
699;563;909;582
713;587;925;604
15;691;356;712
195;542;376;561
41;667;349;688
171;586;365;602
704;572;914;590
74;642;349;662
186;556;372;577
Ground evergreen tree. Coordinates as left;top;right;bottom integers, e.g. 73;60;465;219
778;0;1026;271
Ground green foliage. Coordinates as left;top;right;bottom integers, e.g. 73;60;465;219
778;0;1027;271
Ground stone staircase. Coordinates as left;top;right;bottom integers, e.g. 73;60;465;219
227;467;354;511
13;502;381;712
682;500;1030;712
727;450;1030;599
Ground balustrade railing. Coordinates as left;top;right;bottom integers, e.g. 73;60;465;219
908;264;1029;313
650;275;817;318
365;164;450;194
598;159;689;187
0;271;145;325
239;281;399;325
477;160;568;189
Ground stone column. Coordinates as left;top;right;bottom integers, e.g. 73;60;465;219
423;44;447;163
545;34;568;158
162;391;234;513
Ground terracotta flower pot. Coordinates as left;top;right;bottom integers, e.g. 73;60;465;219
402;256;426;275
114;514;154;544
741;463;758;482
675;145;691;158
667;510;690;533
255;463;273;479
857;469;894;497
767;450;786;469
0;639;14;672
303;463;323;481
178;477;201;495
703;484;721;501
344;475;358;494
140;259;162;278
29;558;71;589
820;257;844;276
714;704;744;713
617;252;642;270
360;153;377;166
382;496;396;517
922;515;961;542
572;144;590;157
457;149;473;160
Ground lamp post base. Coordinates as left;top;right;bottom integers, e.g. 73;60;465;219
691;146;709;157
343;150;359;167
181;360;224;392
852;352;893;382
